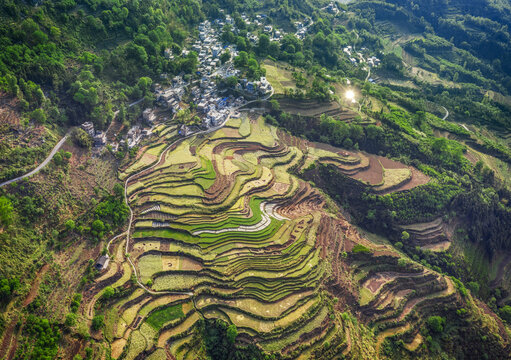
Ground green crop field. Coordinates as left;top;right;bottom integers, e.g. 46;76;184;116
146;304;184;330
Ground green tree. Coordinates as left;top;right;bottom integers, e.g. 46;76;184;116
224;76;238;89
65;313;77;327
30;108;47;123
427;316;445;333
270;99;280;111
401;231;410;241
53;152;63;166
91;315;104;331
92;219;105;232
257;34;270;56
65;219;76;231
220;50;231;64
73;128;92;149
226;324;238;344
101;286;115;300
0;197;13;228
137;77;152;96
467;281;480;295
234;51;249;68
0;278;18;302
500;305;511;323
113;183;124;198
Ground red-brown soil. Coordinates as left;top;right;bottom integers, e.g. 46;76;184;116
310;142;430;193
365;274;391;293
278;129;309;152
464;151;478;165
23;263;49;307
0;318;17;359
393;167;430;192
377;156;404;169
278;182;325;219
351;155;383;185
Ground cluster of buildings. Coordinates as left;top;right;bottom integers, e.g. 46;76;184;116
366;56;381;67
343;46;381;68
294;19;313;40
80;121;106;148
81;118;153;152
84;14;277;152
163;18;274;137
167;19;271;137
154;76;187;114
325;2;340;15
194;20;230;75
237;77;272;98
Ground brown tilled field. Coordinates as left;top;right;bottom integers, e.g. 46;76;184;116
277;98;358;122
307;142;430;194
351;155;384;185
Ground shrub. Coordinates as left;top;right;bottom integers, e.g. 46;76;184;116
500;305;511;323
467;281;480;295
456;308;467;316
65;219;76;231
91;315;104;331
226;324;238;344
101;286;115;300
0;196;13;228
427;316;445;333
352;244;371;254
65;313;77;327
397;258;408;267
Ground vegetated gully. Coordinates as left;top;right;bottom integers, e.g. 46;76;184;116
107;92;274;298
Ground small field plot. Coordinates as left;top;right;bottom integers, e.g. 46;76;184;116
262;60;296;94
137;254;162;283
374;168;412;193
351;155;384;186
145;303;184;330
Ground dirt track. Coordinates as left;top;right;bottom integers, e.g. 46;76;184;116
23;263;49;307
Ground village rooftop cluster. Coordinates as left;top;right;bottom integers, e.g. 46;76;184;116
80;6;375;152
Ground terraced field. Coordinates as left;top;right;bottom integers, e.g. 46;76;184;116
86;114;476;359
305;142;430;194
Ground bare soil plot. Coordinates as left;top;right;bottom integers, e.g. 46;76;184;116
421;241;451;252
351;155;383;185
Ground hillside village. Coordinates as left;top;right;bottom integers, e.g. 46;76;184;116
78;8;384;154
82;14;277;152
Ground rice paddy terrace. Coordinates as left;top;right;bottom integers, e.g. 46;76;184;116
87;114;496;359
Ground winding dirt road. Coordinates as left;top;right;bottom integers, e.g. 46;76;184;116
0;133;70;188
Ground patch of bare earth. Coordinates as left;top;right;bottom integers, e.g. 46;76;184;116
0;318;17;359
23;263;49;307
351;155;383;185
